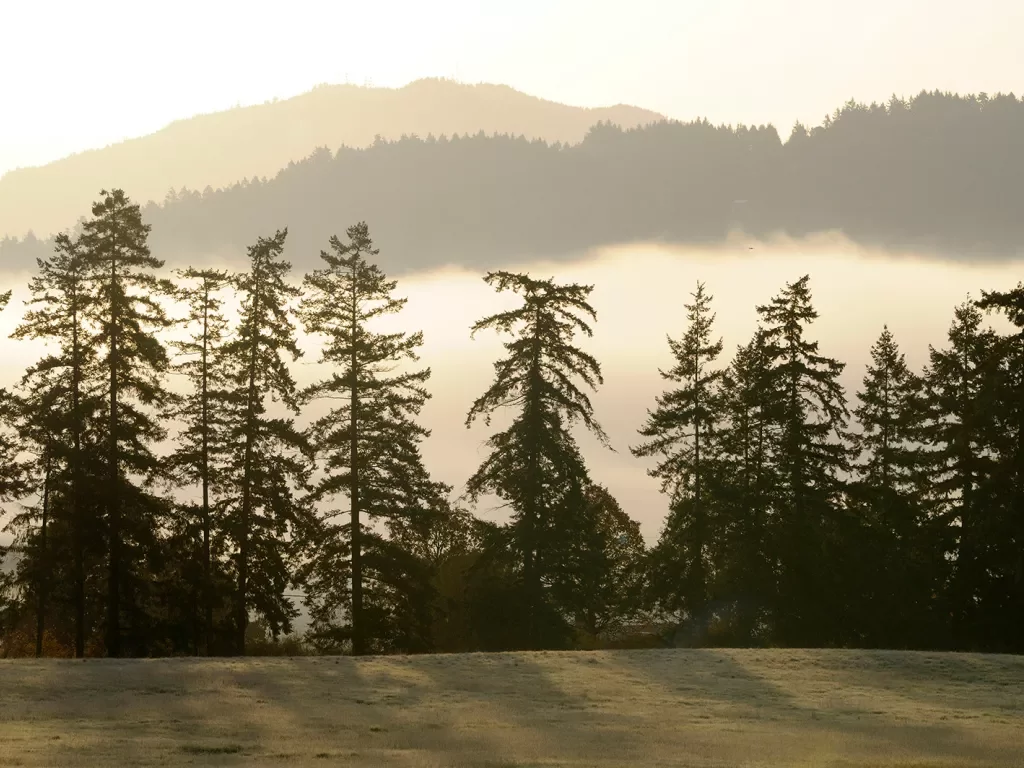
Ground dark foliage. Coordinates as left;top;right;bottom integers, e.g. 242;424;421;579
3;183;1024;657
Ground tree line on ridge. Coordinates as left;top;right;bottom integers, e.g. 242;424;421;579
1;189;1022;657
3;90;1024;276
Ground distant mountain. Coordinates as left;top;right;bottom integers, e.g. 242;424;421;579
0;79;663;239
3;90;1022;277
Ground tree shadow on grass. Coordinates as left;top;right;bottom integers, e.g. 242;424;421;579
600;648;1024;765
359;651;652;767
0;658;276;766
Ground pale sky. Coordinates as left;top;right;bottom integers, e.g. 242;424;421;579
0;0;1021;178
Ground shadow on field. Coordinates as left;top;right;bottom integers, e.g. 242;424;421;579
5;651;1024;767
2;659;277;766
601;648;1021;764
406;651;648;765
833;649;1024;712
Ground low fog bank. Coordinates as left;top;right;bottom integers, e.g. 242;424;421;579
1;237;1021;547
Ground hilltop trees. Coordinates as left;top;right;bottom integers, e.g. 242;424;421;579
165;268;234;654
845;327;938;646
632;276;851;646
464;272;614;649
219;230;310;654
753;275;850;645
633;282;725;634
0;292;27;502
8;234;100;656
0;290;29;643
975;284;1024;652
918;301;1000;649
78;189;175;657
5;187;1024;658
851;328;920;495
708;330;778;643
297;222;441;655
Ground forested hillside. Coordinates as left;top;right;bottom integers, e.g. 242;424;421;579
4;90;1020;275
0;78;663;240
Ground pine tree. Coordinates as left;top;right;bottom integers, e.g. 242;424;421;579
708;329;776;643
465;271;609;649
166;268;233;654
852;327;920;492
7;382;61;657
78;189;174;657
756;275;850;645
220;229;309;653
298;222;438;655
920;299;1000;649
10;233;100;657
0;348;29;640
976;284;1024;651
632;281;724;631
847;326;937;646
0;291;26;501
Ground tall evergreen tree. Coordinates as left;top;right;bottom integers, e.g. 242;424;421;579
756;275;850;645
166;268;233;654
78;189;174;657
852;327;920;491
976;283;1024;651
0;298;29;634
712;329;777;643
8;383;59;657
0;291;27;500
465;271;608;649
847;327;938;646
919;300;1000;649
220;229;309;653
632;281;725;631
298;222;439;655
10;234;100;657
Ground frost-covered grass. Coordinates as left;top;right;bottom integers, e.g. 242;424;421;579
1;648;1022;767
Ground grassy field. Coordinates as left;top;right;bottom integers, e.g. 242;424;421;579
1;649;1022;767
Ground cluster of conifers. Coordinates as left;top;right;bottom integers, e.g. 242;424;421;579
1;188;1022;658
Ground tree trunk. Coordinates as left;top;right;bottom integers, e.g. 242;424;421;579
201;284;213;655
71;292;85;658
349;266;364;656
35;449;52;658
522;313;544;650
237;274;261;655
105;248;121;658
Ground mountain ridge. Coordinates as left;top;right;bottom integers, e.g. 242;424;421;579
0;78;665;239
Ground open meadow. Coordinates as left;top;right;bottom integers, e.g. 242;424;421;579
1;648;1023;767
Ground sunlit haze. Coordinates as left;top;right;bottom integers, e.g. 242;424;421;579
1;238;1019;542
1;0;1022;177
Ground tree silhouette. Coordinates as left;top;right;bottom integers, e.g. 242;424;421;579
756;275;850;645
10;233;102;657
633;282;725;632
465;272;609;649
919;301;1000;649
219;230;309;653
711;329;777;643
975;284;1024;652
166;268;234;654
845;327;937;646
79;189;174;657
550;481;645;640
298;222;440;655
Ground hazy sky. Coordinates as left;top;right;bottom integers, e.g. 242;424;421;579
1;0;1021;178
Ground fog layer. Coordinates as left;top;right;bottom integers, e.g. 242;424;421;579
1;237;1020;542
